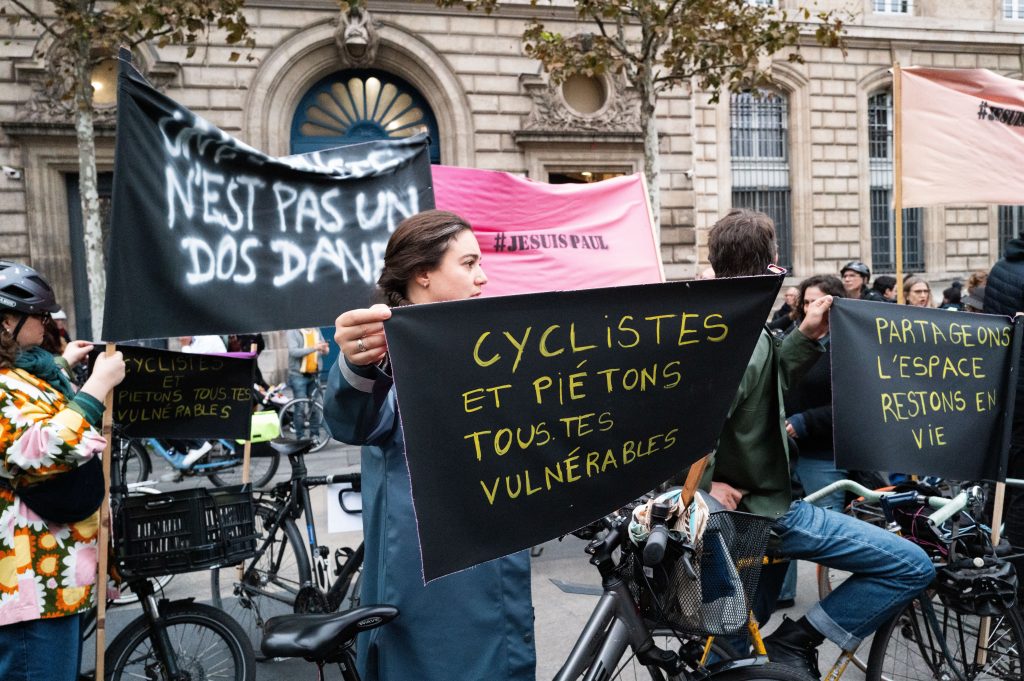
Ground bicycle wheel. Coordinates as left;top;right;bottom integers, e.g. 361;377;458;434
117;439;151;485
210;501;311;653
278;398;331;453
866;591;1024;681
105;600;254;681
207;440;280;488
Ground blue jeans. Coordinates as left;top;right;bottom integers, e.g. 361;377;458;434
778;458;849;601
770;500;934;650
0;614;83;681
288;373;318;438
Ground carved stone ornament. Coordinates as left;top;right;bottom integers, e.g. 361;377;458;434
334;7;379;68
13;44;176;127
520;72;641;135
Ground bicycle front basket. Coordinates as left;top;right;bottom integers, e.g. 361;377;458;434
114;484;257;578
624;510;772;636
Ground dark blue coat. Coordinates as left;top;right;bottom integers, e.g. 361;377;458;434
324;358;536;681
984;238;1024;403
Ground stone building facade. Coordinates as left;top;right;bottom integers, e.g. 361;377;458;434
1;0;1024;350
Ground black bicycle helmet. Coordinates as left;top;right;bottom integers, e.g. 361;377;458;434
840;260;871;279
0;261;61;316
935;556;1018;617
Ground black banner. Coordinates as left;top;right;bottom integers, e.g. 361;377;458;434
95;345;254;439
103;58;434;341
384;277;781;581
831;299;1021;481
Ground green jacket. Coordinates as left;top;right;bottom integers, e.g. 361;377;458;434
701;328;824;517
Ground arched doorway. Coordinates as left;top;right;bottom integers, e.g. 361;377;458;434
290;68;441;162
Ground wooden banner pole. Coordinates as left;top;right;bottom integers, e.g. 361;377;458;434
893;62;906;304
95;342;116;680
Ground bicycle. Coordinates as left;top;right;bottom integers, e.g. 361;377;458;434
255;489;810;681
210;438;364;653
80;428;256;681
805;479;1022;681
116;426;281;489
278;375;331;453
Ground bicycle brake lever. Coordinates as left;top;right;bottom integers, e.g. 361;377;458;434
680;545;697;581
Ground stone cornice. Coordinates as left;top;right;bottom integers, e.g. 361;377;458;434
1;121;116;139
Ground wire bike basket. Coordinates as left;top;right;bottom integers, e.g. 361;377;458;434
114;484;257;578
624;510;772;636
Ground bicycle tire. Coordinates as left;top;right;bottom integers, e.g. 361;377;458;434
278;398;331;453
866;590;1024;681
104;600;255;681
210;501;311;653
207;440;280;488
707;662;821;681
117;439;151;485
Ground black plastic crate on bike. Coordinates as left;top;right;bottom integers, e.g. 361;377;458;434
114;484;257;577
624;510;772;636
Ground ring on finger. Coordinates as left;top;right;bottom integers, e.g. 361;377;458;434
356;337;367;353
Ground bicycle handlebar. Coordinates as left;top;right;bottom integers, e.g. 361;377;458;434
803;479;979;532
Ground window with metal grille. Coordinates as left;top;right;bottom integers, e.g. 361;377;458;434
1006;0;1024;20
730;90;792;270
998;206;1024;256
874;0;912;13
868;90;924;272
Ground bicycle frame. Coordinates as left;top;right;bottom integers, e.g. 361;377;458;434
139;437;240;473
247;450;360;602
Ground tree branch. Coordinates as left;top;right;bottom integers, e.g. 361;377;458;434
7;0;60;38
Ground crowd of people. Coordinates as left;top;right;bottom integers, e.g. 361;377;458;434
0;205;1020;681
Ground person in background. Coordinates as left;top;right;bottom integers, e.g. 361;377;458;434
0;261;125;681
903;276;933;307
839;261;885;302
179;334;227;354
775;274;848;610
940;284;964;311
324;210;535;681
963;286;985;313
228;333;268;387
966;269;988;295
286;327;329;438
984;232;1024;569
870;275;897;302
769;286;800;331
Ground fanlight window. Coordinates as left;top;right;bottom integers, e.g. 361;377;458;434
291;70;440;161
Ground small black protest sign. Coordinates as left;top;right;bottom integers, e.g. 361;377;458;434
97;345;254;439
384;276;781;581
103;57;434;341
831;299;1022;481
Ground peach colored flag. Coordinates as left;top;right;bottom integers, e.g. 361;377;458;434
902;67;1024;207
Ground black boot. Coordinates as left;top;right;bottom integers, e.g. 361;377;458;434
762;616;822;681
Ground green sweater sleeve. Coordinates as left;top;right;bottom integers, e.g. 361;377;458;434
69;392;105;427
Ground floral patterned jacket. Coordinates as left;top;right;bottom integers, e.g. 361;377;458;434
0;367;106;626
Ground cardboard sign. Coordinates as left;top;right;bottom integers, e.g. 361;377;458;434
385;276;781;581
831;299;1022;481
103;59;434;341
97;345;255;439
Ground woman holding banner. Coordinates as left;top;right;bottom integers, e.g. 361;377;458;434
324;211;535;681
0;261;125;681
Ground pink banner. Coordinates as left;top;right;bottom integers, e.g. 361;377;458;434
902;67;1024;207
432;165;663;296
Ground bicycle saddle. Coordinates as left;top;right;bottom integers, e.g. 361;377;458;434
270;438;316;457
261;605;399;660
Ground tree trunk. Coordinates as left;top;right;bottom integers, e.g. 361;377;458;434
74;56;106;341
639;65;661;245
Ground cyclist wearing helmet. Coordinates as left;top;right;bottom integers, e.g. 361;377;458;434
0;261;125;681
839;261;885;302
